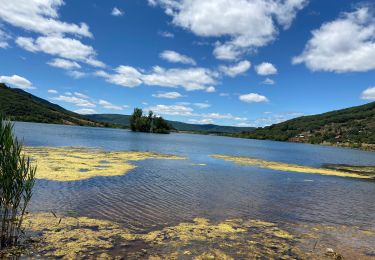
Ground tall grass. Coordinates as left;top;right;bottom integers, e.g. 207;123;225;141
0;117;36;249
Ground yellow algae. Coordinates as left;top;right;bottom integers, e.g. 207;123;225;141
18;213;362;259
23;213;135;259
142;218;246;244
211;154;374;179
24;146;185;181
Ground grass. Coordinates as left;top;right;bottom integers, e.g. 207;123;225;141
0;116;36;249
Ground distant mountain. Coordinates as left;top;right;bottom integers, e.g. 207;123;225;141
237;102;375;150
0;84;255;134
86;114;255;134
0;83;105;127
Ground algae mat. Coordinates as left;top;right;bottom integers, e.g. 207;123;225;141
3;213;372;259
24;147;185;181
17;213;303;259
211;154;375;179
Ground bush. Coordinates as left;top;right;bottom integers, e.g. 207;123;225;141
0;117;36;249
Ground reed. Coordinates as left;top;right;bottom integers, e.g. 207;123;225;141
0;117;36;249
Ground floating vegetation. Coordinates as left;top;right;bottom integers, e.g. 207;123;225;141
3;212;371;259
211;154;374;179
15;213;306;259
323;164;375;179
24;147;185;181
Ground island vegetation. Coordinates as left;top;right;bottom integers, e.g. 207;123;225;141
129;108;172;134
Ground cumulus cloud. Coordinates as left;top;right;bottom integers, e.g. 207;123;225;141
150;0;307;60
160;50;196;65
188;118;214;124
47;58;81;70
0;74;34;89
146;104;194;116
0;0;92;37
219;60;251;77
67;70;86;79
48;89;58;94
239;93;269;103
255;62;278;75
261;78;275;85
111;7;124;16
293;7;375;72
52;94;96;107
98;100;123;110
361;86;375;100
96;65;218;91
16;36;104;68
75;108;97;114
152;91;183;99
206;86;216;93
194;103;211;109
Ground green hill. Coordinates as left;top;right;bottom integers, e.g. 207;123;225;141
237;102;375;150
85;114;255;134
0;83;105;127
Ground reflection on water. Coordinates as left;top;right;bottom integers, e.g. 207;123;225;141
12;122;375;258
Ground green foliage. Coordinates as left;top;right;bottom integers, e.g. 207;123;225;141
0;83;105;127
129;108;171;134
0;116;36;249
236;101;375;147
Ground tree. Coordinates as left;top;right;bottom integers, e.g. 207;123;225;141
129;108;171;134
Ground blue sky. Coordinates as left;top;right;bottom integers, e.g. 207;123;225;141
0;0;374;126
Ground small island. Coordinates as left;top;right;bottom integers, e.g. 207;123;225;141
129;108;172;134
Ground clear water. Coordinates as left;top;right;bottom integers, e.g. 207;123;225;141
14;122;375;231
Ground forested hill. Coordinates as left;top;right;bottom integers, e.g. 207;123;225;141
85;114;255;134
0;83;105;127
237;102;375;150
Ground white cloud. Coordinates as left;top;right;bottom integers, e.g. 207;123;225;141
97;65;218;91
52;94;96;107
160;50;196;65
206;86;216;93
0;74;34;89
239;93;269;103
261;78;275;85
16;36;104;68
47;58;81;70
194;103;211;109
75;108;97;114
0;0;92;37
150;0;307;60
158;31;174;38
293;7;375;72
255;62;278;75
111;7;124;16
219;60;251;77
0;29;10;48
98;100;123;110
48;89;58;94
67;70;86;79
74;92;89;99
361;86;375;100
202;113;247;121
188;118;214;124
152;91;183;99
146;104;194;116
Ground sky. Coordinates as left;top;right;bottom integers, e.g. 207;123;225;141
0;0;374;127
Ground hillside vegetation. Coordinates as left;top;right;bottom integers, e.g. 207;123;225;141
0;83;105;127
236;102;375;150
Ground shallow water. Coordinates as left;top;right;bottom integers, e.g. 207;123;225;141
13;122;375;257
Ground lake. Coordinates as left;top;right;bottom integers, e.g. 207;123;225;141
13;122;375;259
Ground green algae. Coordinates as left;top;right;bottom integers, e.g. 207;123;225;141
24;147;185;181
211;154;374;179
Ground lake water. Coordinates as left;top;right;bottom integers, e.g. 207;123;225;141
13;122;375;257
